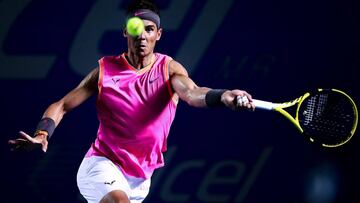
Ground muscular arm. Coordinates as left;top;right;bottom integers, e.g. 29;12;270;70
169;60;210;107
169;61;210;107
170;60;255;110
8;68;99;152
43;67;99;126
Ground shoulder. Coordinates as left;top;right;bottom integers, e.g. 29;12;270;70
153;53;188;77
154;53;173;65
169;59;188;77
99;55;116;61
99;54;125;63
99;54;128;69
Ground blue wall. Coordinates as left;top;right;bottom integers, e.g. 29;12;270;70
1;0;359;202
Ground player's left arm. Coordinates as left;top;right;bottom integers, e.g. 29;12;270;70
169;60;255;110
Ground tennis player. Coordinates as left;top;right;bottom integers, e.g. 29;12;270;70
8;0;255;202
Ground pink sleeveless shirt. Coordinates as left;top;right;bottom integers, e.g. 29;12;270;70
85;53;177;178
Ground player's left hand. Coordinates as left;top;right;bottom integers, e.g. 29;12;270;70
8;131;48;152
221;90;255;111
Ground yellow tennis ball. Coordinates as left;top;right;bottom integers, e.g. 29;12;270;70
126;17;144;37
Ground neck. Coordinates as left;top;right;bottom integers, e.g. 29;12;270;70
126;52;154;70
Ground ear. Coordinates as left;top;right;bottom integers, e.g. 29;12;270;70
156;28;163;41
123;28;128;37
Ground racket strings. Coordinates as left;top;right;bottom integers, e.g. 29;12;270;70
303;96;316;125
299;92;356;145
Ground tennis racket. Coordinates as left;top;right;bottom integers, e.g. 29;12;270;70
242;89;358;147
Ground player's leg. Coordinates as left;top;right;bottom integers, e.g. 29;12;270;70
125;175;151;203
99;175;151;203
98;171;151;202
100;190;130;203
77;156;131;203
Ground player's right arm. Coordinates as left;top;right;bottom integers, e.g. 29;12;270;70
43;67;99;125
8;68;99;152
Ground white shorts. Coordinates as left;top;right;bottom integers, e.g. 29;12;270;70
77;156;151;203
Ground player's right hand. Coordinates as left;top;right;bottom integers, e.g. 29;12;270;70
8;131;48;153
221;90;255;111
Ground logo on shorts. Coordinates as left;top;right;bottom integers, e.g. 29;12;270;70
104;180;116;185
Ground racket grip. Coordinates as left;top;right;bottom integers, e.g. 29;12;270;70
252;99;275;110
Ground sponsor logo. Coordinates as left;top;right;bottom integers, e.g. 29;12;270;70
104;180;116;185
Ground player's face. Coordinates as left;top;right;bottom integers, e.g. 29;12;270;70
126;19;162;57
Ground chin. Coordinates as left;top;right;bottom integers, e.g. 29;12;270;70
136;51;149;57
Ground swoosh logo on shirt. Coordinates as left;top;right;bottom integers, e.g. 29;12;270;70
149;75;160;84
112;78;120;84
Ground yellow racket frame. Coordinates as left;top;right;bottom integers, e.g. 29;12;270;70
273;89;358;147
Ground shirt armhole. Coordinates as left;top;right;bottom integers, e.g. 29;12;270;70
97;58;105;99
164;58;179;105
164;58;173;96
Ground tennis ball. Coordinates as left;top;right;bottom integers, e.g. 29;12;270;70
126;17;144;37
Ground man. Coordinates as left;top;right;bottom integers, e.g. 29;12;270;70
8;0;255;202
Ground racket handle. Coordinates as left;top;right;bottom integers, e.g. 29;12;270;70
252;99;275;110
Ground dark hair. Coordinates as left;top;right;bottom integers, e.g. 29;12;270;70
126;0;160;17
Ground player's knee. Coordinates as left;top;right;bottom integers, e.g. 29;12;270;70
100;190;130;203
